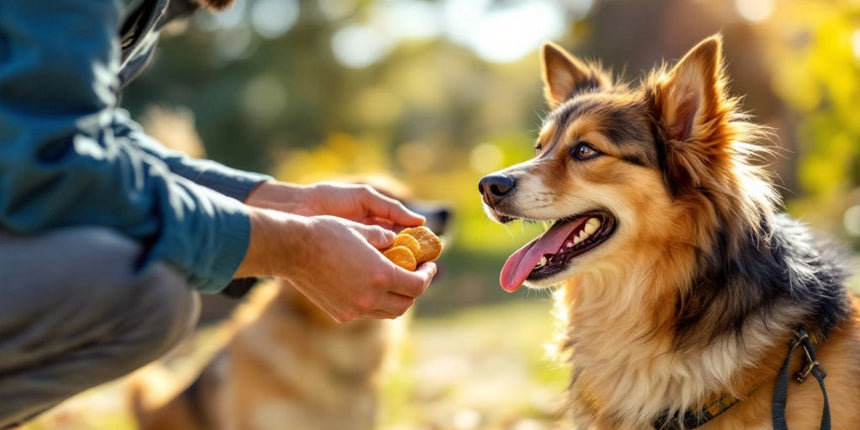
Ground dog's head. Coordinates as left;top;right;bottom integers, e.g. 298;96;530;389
480;35;774;292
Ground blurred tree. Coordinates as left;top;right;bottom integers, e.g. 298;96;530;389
756;0;860;245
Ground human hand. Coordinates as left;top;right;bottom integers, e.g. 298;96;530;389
235;209;437;322
245;181;424;229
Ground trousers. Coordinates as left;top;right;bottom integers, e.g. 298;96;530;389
0;227;200;428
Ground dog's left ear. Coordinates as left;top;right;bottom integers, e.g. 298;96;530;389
541;42;611;108
649;35;732;187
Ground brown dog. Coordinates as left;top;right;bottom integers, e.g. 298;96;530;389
132;280;397;430
132;185;449;430
480;35;860;429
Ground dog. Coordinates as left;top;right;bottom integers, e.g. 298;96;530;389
131;279;400;430
479;35;860;429
131;182;450;430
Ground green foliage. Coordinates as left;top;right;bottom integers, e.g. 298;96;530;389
763;0;860;242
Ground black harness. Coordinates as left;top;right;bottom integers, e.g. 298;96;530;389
652;394;739;430
653;328;830;429
773;328;831;430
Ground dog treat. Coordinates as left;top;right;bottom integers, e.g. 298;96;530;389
382;246;418;271
381;226;442;270
392;234;421;259
400;226;442;263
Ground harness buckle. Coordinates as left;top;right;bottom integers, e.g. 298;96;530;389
794;360;823;383
793;334;826;383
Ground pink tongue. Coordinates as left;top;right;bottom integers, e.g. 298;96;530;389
499;218;587;292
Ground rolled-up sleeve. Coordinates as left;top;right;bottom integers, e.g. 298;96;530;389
0;0;250;292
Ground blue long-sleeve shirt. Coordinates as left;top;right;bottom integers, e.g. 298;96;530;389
0;0;272;292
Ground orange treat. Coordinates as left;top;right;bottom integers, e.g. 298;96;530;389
392;234;421;258
382;246;417;271
400;226;442;263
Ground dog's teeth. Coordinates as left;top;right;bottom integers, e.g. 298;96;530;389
584;221;600;235
536;256;548;268
573;234;584;245
585;218;601;235
565;241;574;248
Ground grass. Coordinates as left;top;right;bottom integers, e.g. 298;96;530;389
26;265;860;429
24;299;570;430
379;300;569;429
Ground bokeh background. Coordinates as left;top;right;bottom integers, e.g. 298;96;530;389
122;0;860;313
28;0;860;428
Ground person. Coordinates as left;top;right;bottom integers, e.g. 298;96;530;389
0;0;437;426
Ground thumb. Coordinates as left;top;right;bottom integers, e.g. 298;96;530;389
389;262;437;298
354;224;396;249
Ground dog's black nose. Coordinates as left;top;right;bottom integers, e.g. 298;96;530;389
479;175;516;206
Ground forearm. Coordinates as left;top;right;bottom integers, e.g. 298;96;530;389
234;208;307;279
0;116;253;291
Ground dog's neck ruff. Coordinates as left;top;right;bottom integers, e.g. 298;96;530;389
651;328;831;430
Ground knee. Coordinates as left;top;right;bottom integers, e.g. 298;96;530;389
0;227;200;405
118;263;200;366
48;227;200;365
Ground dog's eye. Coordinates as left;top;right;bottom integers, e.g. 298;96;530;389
572;142;600;160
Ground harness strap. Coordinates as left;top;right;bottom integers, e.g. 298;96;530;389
654;327;831;430
772;328;830;430
652;394;739;429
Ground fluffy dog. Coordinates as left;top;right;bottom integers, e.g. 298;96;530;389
132;180;450;430
479;35;860;429
132;279;401;430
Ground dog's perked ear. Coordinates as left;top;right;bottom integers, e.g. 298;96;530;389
541;42;611;108
648;34;737;190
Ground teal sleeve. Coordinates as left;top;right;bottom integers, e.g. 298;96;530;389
0;0;250;292
127;118;273;202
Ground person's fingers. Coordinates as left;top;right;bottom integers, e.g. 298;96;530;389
349;216;397;230
360;186;425;226
388;262;437;298
372;292;415;317
351;223;396;249
365;309;401;320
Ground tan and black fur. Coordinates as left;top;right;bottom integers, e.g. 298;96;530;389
131;279;404;430
480;35;860;429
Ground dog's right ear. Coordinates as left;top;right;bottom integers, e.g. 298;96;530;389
541;42;610;108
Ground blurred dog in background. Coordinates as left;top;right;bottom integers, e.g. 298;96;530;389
132;279;401;430
131;106;451;430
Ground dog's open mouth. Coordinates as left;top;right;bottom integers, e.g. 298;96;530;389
500;212;616;292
